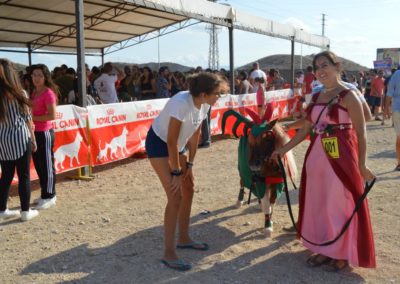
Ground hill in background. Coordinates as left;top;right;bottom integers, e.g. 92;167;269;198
239;54;369;73
11;54;369;76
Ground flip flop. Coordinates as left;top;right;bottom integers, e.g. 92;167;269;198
176;241;209;251
161;259;192;271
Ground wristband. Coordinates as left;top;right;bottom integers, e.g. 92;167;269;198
171;169;183;176
186;161;194;168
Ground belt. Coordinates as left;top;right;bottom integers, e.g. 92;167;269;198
330;124;352;130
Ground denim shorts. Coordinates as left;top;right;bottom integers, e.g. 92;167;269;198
145;126;186;158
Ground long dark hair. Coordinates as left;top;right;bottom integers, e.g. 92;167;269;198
0;58;31;122
30;63;59;98
141;66;154;83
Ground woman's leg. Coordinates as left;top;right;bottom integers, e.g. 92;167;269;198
149;157;181;261
177;154;195;244
15;142;32;211
0;160;16;211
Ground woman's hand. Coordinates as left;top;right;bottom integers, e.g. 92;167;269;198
359;164;375;181
31;140;37;153
270;148;287;163
183;167;194;184
170;175;182;194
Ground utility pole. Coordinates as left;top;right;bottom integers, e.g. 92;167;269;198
322;13;326;37
207;0;220;70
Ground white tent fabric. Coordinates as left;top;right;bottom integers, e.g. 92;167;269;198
0;0;329;54
132;0;330;47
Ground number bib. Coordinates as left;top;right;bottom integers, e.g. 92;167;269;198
322;137;340;159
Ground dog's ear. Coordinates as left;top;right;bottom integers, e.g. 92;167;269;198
268;119;278;129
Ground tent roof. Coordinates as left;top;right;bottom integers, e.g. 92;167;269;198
0;0;329;54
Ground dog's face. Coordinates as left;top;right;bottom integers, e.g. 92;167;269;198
247;130;275;174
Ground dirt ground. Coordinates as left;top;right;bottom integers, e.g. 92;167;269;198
0;120;399;284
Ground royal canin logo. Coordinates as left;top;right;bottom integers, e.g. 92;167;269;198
146;104;152;110
55;112;63;119
106;108;115;115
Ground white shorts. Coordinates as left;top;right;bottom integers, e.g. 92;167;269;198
393;112;400;136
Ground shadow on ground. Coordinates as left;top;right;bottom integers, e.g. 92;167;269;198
21;204;364;284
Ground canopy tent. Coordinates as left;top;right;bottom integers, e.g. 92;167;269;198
0;0;329;54
0;0;330;101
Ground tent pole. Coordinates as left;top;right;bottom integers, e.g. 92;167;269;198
28;44;32;67
228;22;234;94
75;0;86;108
101;48;105;66
290;36;295;90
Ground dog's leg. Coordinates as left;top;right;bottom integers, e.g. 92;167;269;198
260;187;273;238
236;178;246;208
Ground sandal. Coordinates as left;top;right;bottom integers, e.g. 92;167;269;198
161;259;192;271
323;259;349;272
306;254;331;267
177;241;209;251
395;165;400;171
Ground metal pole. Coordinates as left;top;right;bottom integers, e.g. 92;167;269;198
300;29;303;70
28;43;32;67
75;0;86;108
228;23;234;94
290;36;295;90
101;48;105;66
158;32;161;70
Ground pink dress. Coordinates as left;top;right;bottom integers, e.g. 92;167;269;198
298;91;376;268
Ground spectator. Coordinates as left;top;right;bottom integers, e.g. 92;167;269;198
385;68;400;170
271;69;285;90
302;65;315;98
117;66;133;102
364;70;376;107
249;62;267;91
171;71;186;96
140;66;156;100
127;65;142;101
255;77;266;117
370;70;385;120
0;59;39;221
93;62;124;104
156;66;171;99
30;64;58;210
237;71;253;94
55;67;75;104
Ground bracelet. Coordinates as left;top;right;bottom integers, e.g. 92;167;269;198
171;169;183;176
186;161;194;168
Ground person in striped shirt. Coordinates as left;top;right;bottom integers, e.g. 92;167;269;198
0;59;39;221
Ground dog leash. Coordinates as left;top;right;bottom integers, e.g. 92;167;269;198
277;156;376;246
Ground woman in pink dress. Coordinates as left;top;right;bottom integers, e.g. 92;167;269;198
272;51;376;271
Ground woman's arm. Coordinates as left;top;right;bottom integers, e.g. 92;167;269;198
151;79;157;93
32;102;56;122
167;117;182;171
272;119;312;160
343;91;375;180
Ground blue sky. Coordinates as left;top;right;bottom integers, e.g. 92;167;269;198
1;0;399;70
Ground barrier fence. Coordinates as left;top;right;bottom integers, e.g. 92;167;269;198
7;89;301;184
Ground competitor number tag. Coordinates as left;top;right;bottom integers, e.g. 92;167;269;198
322;137;340;159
